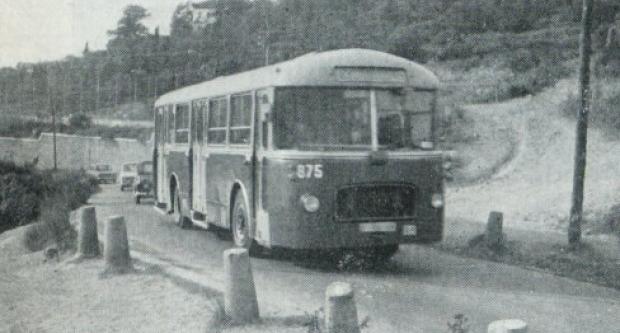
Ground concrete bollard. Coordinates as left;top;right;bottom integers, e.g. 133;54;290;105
486;211;504;249
103;216;132;274
487;319;528;333
76;206;100;258
324;282;360;333
223;248;259;324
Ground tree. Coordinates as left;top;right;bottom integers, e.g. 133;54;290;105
171;4;194;39
107;5;150;42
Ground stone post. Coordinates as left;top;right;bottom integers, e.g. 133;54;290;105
103;216;132;274
76;206;99;258
324;282;360;333
223;248;259;324
486;211;504;249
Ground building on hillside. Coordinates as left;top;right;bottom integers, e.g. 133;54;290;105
188;1;218;28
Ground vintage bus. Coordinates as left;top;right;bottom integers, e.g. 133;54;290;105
153;48;445;259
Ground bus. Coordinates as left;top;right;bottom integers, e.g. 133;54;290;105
153;48;445;259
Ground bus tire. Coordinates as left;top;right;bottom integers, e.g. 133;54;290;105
231;191;256;252
173;188;191;229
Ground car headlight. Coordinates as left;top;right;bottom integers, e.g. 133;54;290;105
431;193;444;208
300;194;320;213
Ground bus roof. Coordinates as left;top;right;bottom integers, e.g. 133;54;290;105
155;48;440;107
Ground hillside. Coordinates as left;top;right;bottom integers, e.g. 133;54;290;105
447;79;620;234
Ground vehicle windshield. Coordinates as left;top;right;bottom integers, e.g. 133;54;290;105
377;88;434;149
273;87;434;151
95;165;111;171
123;164;137;172
274;88;371;150
138;162;153;174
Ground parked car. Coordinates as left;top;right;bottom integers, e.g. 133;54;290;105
133;161;154;204
119;162;138;191
86;164;117;184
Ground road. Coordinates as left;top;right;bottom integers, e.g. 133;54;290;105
91;185;619;333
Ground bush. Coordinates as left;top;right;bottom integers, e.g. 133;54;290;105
68;113;92;129
0;161;98;234
560;89;620;137
22;197;76;252
508;49;541;73
0;162;45;231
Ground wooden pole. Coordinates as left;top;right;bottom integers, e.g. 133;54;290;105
569;0;594;246
47;64;57;171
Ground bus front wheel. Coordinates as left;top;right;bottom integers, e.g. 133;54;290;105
231;191;256;252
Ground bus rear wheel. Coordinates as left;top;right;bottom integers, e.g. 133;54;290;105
231;191;256;252
173;187;191;229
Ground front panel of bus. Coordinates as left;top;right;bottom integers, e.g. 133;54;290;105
256;86;444;249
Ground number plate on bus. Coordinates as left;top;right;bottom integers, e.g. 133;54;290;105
359;222;397;233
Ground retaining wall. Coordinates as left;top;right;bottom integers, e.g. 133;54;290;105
0;133;152;171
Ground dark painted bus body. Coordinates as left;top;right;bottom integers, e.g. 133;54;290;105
153;49;445;255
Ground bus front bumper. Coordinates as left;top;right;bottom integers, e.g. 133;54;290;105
264;216;442;250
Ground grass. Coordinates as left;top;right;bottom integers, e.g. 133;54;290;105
560;77;620;139
437;230;620;290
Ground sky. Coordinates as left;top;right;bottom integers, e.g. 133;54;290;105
0;0;180;68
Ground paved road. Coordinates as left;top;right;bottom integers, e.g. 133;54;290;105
91;185;619;333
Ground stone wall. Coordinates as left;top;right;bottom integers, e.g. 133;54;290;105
0;133;152;172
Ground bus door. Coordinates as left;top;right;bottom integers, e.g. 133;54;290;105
191;100;207;214
156;106;168;205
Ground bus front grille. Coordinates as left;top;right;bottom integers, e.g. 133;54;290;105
336;185;415;221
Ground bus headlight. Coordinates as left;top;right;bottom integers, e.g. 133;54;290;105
431;193;444;208
300;194;320;212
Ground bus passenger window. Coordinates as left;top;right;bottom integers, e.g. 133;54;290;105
192;100;206;143
166;105;174;144
230;94;252;145
175;104;190;144
208;98;227;144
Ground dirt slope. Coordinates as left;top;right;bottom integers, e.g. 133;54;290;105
447;79;620;233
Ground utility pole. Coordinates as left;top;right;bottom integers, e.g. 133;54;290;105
114;75;120;107
47;64;57;171
569;0;594;246
31;68;36;113
95;69;101;112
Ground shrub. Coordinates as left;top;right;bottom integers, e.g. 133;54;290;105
508;49;541;73
68;113;92;129
0;161;98;235
22;197;76;252
22;222;52;252
560;89;620;137
0;163;45;231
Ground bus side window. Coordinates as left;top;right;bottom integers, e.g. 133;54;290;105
192;100;205;144
175;104;190;144
208;98;227;144
166;105;174;144
230;94;252;145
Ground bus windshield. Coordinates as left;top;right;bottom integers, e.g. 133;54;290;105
273;87;434;151
274;88;372;150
